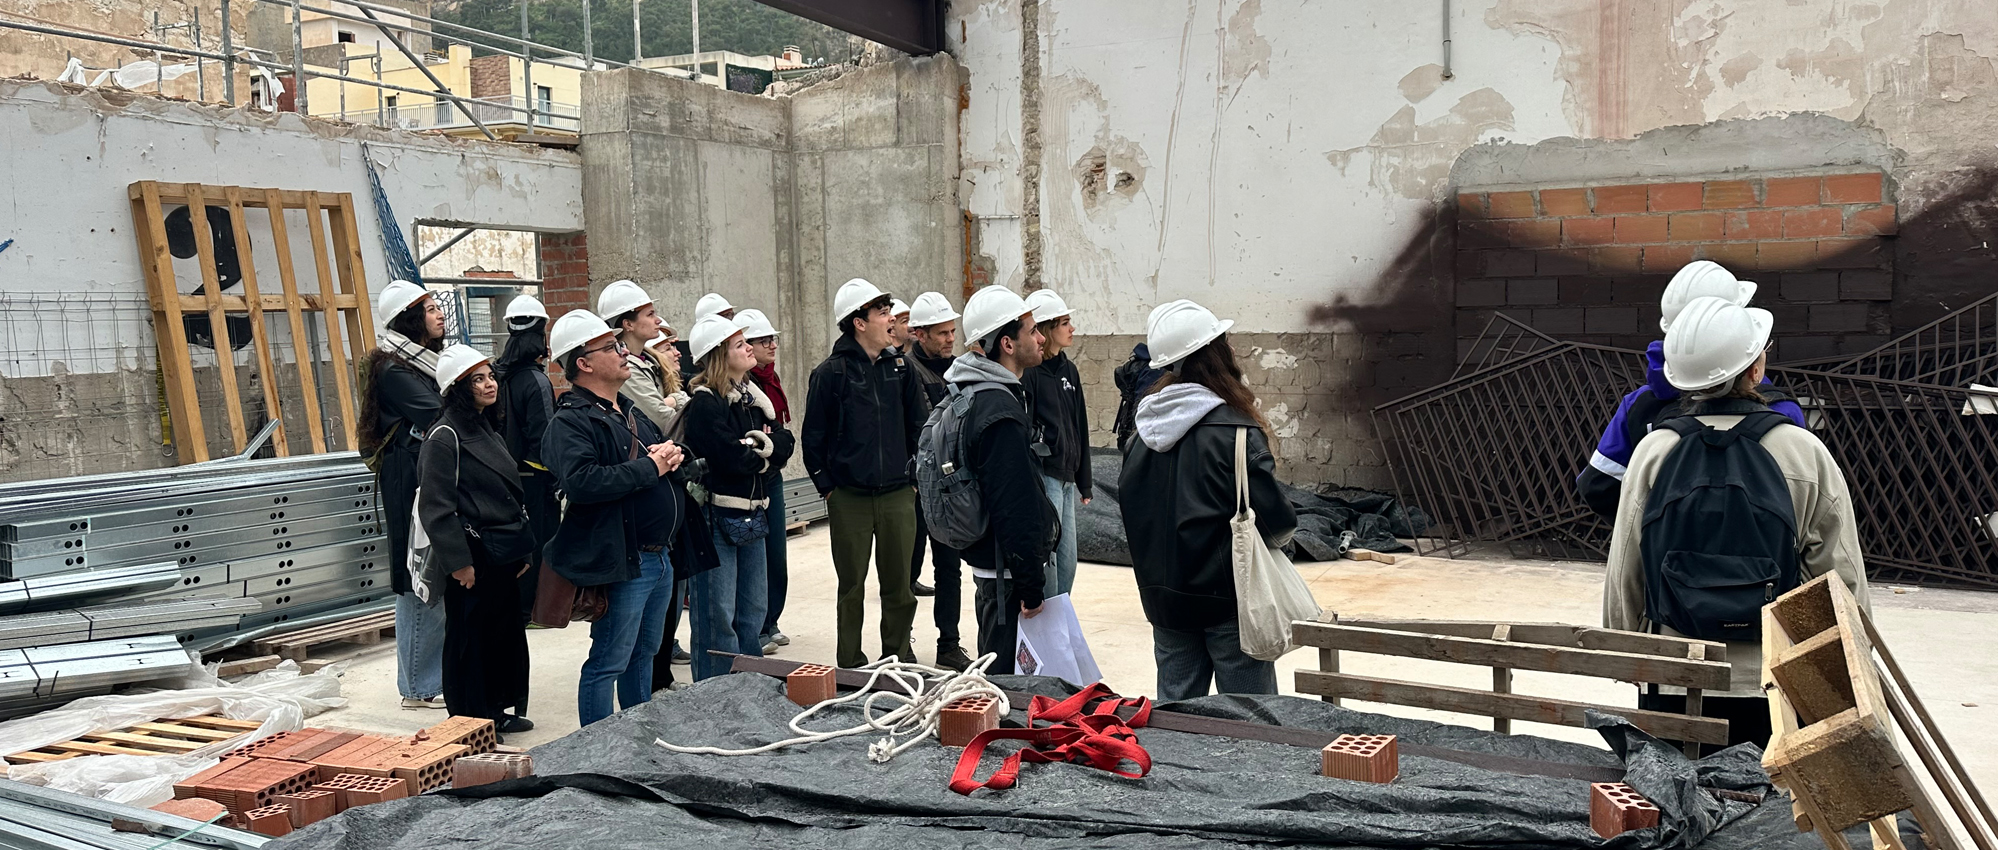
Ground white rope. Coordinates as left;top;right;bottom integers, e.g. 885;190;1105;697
653;654;1010;763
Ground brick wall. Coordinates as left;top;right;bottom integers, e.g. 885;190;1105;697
468;55;512;100
538;231;588;388
1455;171;1895;362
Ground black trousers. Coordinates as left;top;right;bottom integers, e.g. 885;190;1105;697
911;503;964;645
972;576;1020;675
519;468;561;623
1638;691;1773;756
650;578;687;691
442;557;530;723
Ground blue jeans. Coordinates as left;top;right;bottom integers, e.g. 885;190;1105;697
1152;620;1277;702
577;550;675;726
395;592;446;700
761;472;788;638
1042;476;1080;596
691;525;769;681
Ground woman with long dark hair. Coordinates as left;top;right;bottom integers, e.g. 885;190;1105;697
681;315;794;681
494;295;556;620
1118;301;1296;701
415;345;535;735
359;280;450;710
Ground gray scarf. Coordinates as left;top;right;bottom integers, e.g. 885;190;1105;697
377;327;439;378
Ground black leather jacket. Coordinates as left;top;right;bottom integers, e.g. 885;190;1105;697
1119;405;1296;631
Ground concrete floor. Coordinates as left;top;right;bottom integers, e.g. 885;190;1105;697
307;524;1998;789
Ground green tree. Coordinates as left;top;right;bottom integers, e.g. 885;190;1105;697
435;0;855;66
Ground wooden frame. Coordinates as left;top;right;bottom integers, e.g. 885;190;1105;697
1763;574;1998;850
128;182;376;463
1292;618;1733;748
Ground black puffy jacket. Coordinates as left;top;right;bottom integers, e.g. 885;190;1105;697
801;335;925;495
1119;390;1295;631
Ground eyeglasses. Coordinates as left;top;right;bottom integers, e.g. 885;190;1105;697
582;340;629;358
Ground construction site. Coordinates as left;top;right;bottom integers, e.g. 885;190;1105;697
2;0;1997;848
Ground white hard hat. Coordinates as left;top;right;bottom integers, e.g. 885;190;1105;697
1147;300;1234;369
550;309;615;361
1146;300;1192;336
1662;296;1774;392
733;308;779;339
908;291;959;327
963;285;1034;345
689;314;745;362
1025;289;1074;325
503;294;548;321
596;279;653;321
832;278;889;328
1660;261;1756;332
377;280;428;321
695;292;735;321
434;343;492;392
890;298;911;317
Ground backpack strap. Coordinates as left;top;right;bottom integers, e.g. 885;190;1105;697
1731;410;1792;443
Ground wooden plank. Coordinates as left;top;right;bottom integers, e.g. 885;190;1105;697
1341;619;1728;664
3;751;75;764
1295;669;1732;746
302;192;358;452
44;740;162;757
131;722;243;742
170;716;266;731
1291;621;1733;691
147;183;320;209
1491;624;1513;735
224;187;288;457
214;655;283;678
264;188;328;454
1772;627;1856;726
1317;646;1340;707
131;181;208;463
174;293;361;312
327;195;374;456
184;183;249;453
79;732;205;752
1861;610;1998;849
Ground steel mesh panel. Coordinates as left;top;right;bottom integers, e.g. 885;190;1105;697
1453;312;1562;380
1830;292;1998;387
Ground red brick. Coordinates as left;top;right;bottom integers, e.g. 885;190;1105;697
343;775;409;807
1456;192;1486;218
452;752;535;788
1757;241;1818;271
1723;210;1782;240
1592;185;1648;214
1824;172;1883;204
1591;246;1643;274
1591;783;1661;839
1669;212;1724;241
1764;176;1823;207
1782;208;1843;238
939;695;1002;747
1456;218;1508;249
1648;182;1704;212
242;805;293;837
786;664;838;706
1536;248;1590;276
1539;188;1590;216
1641;244;1695;273
1562;217;1616;246
1703;180;1757;209
1818;237;1886;269
1846;204;1897;236
1507;218;1563;248
1613;215;1668;244
1486;191;1536;218
152;797;232;825
276;790;337;827
1322;734;1398;783
1699;242;1756;271
1486;250;1537;277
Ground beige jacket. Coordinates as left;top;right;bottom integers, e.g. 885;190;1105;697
622;350;687;437
1603;413;1872;695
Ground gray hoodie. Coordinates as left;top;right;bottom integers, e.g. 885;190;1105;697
942;349;1021;386
1136;382;1226;452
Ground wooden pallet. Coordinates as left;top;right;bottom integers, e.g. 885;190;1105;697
6;714;262;764
253;611;396;662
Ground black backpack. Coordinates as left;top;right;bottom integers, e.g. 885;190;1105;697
1638;400;1800;642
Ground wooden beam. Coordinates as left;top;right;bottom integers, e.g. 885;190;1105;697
1291;621;1733;691
303;192;359;452
183;183;249;454
328;194;375;454
224;186;288;457
1341;619;1727;664
265;188;328;453
174;293;360;312
1294;669;1732;746
136;183;323;210
130;181;208;463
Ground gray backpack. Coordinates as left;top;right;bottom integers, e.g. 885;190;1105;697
915;381;1015;550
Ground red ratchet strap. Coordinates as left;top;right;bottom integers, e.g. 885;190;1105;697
947;683;1154;794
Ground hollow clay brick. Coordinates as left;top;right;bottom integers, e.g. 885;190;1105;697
422;716;498;756
343;775;410;807
151;797;232;825
172;757;255;799
938;695;1002;748
241;804;294;837
1590;782;1662;838
277;790;337;827
453;752;536;788
787;664;838;706
1321;734;1398;784
310;773;368;811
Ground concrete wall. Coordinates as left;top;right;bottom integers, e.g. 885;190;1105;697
580;55;963;397
952;0;1998;488
0;78;582;480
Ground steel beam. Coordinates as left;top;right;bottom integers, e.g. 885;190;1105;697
749;0;944;56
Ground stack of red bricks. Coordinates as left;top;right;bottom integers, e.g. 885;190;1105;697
1455;171;1894;360
157;716;503;834
537;231;590;389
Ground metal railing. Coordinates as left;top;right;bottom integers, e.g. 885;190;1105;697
322;94;581;133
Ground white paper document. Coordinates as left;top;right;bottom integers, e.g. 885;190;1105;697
1014;593;1101;684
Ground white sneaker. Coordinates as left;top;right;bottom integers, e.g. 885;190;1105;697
770;631;791;646
761;638;780;654
400;695;447;710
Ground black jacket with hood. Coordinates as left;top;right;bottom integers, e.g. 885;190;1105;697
415;404;527;583
945;353;1056;610
801;335;926;496
681;380;797;507
1023;351;1092;491
542;384;684;587
1119;382;1296;632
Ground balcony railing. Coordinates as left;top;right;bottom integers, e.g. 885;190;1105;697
319;94;580;134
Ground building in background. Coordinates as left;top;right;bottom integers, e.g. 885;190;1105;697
637;45;819;94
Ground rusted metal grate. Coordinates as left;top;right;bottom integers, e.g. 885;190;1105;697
1829;292;1998;388
1453;312;1563;380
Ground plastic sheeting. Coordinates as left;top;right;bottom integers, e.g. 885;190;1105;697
267;674;1889;850
0;658;346;806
